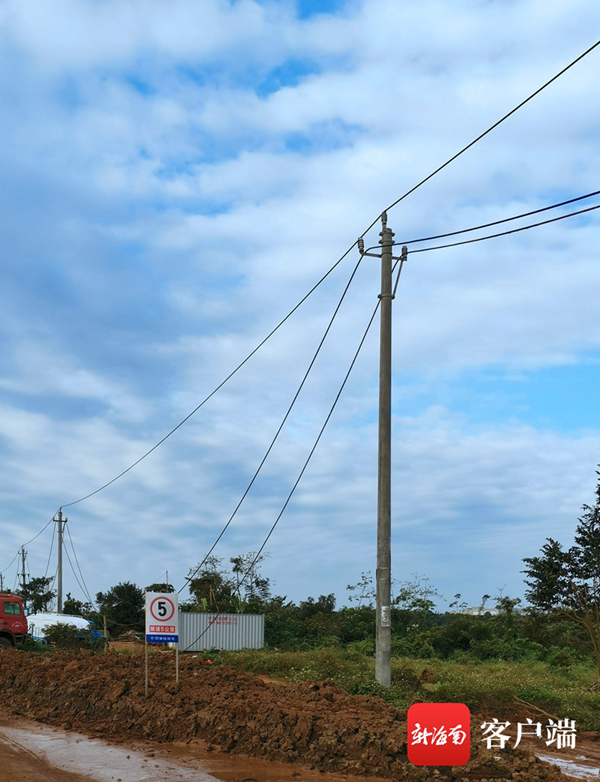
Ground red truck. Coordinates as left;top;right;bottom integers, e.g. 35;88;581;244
0;593;28;648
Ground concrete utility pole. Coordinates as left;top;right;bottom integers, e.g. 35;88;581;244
376;214;393;687
55;509;66;613
20;547;27;609
359;214;407;687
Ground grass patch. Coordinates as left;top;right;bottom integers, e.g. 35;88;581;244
206;648;600;730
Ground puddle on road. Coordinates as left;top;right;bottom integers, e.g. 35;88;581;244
0;723;213;782
0;719;366;782
537;752;600;781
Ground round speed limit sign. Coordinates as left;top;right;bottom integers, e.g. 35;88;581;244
150;596;175;622
145;591;179;642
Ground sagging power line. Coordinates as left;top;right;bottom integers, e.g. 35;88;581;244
50;36;600;516
183;291;385;652
181;252;367;592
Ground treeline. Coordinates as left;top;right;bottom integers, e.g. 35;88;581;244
31;558;592;671
16;468;600;679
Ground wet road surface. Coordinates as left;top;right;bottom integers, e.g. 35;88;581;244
2;711;600;782
0;713;379;782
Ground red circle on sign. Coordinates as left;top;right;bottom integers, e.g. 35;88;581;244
150;596;175;622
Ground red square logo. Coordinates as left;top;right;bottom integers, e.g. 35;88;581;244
407;703;471;766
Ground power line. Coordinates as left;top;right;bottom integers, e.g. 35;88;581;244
58;38;600;513
62;538;92;608
182;297;383;650
1;516;55;578
44;525;56;580
180;253;365;593
66;525;95;607
0;550;20;580
389;189;600;248
408;202;600;254
61;255;358;510
383;38;600;218
22;517;54;548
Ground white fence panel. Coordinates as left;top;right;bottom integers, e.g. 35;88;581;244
179;612;264;651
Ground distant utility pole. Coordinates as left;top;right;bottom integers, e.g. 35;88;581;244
359;213;407;687
0;572;4;592
55;509;67;614
20;547;28;609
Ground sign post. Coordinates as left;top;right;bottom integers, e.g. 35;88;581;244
145;592;180;694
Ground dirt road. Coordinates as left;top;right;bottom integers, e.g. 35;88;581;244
0;730;90;782
0;713;384;782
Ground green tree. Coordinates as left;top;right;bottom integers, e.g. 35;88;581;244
187;553;271;613
187;556;234;611
523;469;600;682
346;572;375;607
63;592;92;617
145;582;175;593
17;576;55;613
299;594;336;619
230;552;271;611
96;581;144;634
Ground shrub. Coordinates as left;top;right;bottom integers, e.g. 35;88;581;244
43;623;106;651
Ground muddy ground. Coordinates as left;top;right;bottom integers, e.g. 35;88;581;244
0;649;581;781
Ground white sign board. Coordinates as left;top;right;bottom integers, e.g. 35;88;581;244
145;592;179;643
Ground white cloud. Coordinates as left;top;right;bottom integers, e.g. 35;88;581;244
1;0;600;607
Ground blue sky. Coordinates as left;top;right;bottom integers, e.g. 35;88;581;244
1;0;600;612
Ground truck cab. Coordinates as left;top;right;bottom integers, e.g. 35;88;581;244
0;593;28;648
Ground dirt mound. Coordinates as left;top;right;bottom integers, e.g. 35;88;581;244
0;650;570;781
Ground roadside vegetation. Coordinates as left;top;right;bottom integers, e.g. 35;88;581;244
208;646;600;731
14;468;600;732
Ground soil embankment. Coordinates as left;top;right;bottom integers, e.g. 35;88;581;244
0;649;572;780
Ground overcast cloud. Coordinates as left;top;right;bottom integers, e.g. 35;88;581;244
1;0;600;610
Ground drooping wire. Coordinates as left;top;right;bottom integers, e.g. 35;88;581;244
60;255;357;510
1;517;57;584
66;525;95;607
389;189;600;248
407;203;600;254
180;253;365;593
44;525;56;579
56;38;600;514
0;550;21;581
63;540;93;609
182;297;383;650
382;39;600;218
22;517;55;548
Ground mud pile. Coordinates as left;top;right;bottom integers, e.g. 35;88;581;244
0;650;569;781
